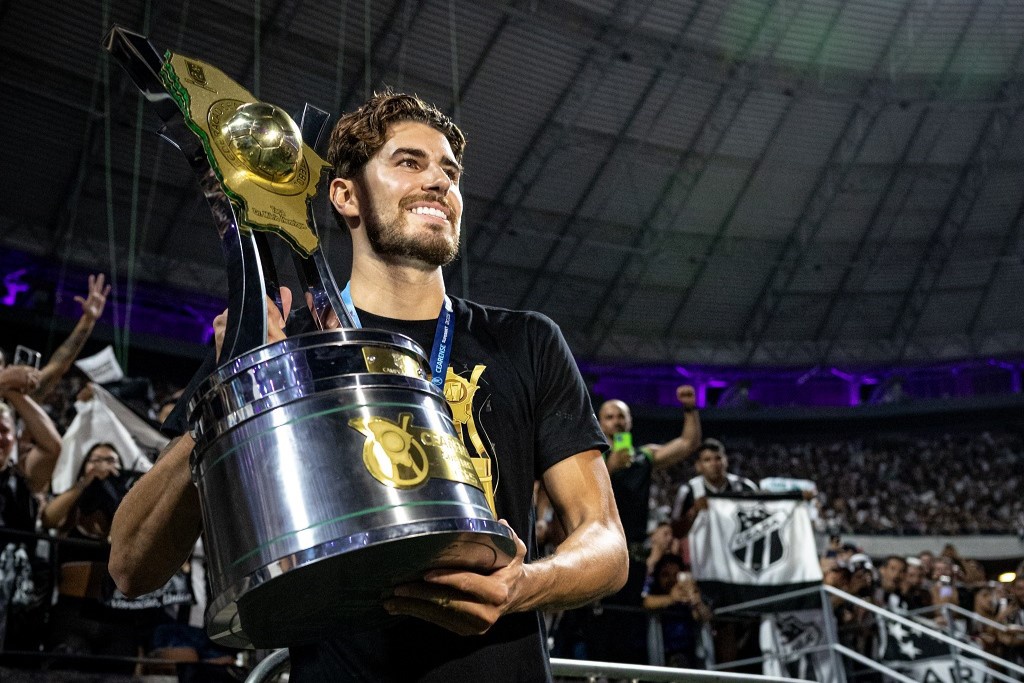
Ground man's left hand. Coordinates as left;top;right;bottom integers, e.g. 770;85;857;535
384;520;529;636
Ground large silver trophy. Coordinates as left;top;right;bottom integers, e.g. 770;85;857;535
104;27;514;649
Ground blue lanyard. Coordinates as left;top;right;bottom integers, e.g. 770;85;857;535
340;282;455;389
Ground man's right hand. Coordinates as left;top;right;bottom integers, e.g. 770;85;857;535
0;365;41;394
693;496;709;512
214;287;293;362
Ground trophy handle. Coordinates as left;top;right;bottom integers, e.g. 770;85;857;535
291;105;355;329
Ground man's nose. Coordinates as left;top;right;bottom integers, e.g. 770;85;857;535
423;163;452;195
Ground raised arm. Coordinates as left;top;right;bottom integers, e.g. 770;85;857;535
32;274;110;401
649;384;702;470
108;434;203;596
1;371;62;492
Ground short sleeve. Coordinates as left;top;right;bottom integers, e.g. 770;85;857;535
160;350;218;437
528;314;606;477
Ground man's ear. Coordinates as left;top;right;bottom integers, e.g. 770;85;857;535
329;177;361;221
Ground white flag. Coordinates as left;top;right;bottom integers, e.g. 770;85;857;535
760;608;839;681
74;345;124;384
690;494;822;609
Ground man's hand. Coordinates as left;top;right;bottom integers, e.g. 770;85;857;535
213;287;292;361
692;496;709;512
76;382;95;403
0;365;41;395
304;292;342;330
384;521;529;636
604;446;633;474
75;273;111;322
677;384;696;409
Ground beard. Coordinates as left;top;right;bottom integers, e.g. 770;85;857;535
363;191;460;267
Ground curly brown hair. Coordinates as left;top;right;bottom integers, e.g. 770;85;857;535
326;89;465;181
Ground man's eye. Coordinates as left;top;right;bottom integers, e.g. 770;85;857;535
400;158;419;168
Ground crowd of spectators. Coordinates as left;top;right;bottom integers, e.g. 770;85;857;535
0;275;239;679
652;431;1024;536
5;276;1024;680
820;540;1024;676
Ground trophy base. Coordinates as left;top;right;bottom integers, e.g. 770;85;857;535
206;517;515;648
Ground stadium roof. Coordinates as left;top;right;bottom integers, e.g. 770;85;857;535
4;0;1024;367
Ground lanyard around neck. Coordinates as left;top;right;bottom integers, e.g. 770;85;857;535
340;282;455;390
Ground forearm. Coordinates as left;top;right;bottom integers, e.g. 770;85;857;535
40;482;86;529
672;507;699;537
5;392;61;454
514;513;627;612
4;392;62;489
33;315;95;400
108;434;203;596
643;593;677;610
653;409;702;469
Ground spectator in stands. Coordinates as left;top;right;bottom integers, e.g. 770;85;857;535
901;558;931;611
40;442;126;534
929;559;961;628
645;521;678;577
973;580;1009;657
583;386;701;665
996;575;1024;666
668;439;758;671
1;360;63;655
641;553;710;669
873;555;908;612
41;442;174;673
1;357;62;502
670;438;758;538
918;551;935;584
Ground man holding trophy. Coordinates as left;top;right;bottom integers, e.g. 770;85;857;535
108;88;628;681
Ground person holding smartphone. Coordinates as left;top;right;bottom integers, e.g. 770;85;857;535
641;553;711;668
578;386;701;664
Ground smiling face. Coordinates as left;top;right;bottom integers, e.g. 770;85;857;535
339;121;463;268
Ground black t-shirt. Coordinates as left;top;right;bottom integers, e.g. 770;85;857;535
0;466;37;533
166;297;606;682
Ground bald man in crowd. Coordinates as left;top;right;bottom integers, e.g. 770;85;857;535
587;386;702;664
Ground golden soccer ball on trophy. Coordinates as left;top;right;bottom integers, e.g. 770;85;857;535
221;102;303;182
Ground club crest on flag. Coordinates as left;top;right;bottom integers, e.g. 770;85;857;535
729;503;787;575
776;613;821;654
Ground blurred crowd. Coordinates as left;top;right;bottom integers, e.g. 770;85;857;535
651;432;1024;536
3;275;1024;680
0;275;238;679
821;539;1024;674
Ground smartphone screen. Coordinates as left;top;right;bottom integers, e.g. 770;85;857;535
612;432;632;451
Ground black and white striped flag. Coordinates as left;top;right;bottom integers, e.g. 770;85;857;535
689;493;822;610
